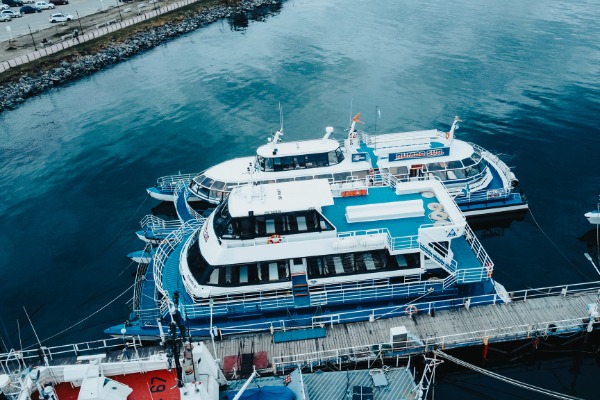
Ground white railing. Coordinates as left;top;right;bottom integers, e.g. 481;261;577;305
0;335;144;370
175;180;206;221
272;314;597;372
470;142;514;186
156;172;198;192
152;220;202;314
139;214;183;234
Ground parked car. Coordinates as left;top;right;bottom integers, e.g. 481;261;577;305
0;4;9;9
2;0;24;7
48;11;72;22
34;1;53;9
19;5;40;13
1;9;21;17
0;13;9;21
49;0;68;4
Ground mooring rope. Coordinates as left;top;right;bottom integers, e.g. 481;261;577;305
527;206;586;277
434;350;583;400
28;281;136;348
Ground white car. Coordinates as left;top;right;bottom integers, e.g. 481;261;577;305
0;13;9;21
0;4;9;9
49;11;72;22
35;1;54;9
1;10;22;18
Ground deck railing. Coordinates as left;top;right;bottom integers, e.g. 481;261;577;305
0;336;144;372
272;314;598;373
155;172;198;192
152;220;203;314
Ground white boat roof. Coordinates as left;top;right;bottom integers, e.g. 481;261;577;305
228;179;334;217
256;138;339;158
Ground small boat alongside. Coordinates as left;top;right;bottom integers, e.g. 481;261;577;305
110;177;505;340
585;200;599;225
147;115;527;218
585;211;600;225
0;333;437;400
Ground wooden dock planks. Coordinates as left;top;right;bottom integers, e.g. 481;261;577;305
210;291;600;369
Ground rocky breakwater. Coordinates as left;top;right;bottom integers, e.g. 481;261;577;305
0;0;278;112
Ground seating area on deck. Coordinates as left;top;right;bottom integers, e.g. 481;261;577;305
322;186;442;237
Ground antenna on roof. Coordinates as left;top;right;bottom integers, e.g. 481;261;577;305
271;103;284;146
279;102;284;135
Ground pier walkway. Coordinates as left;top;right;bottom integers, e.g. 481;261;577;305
208;281;600;374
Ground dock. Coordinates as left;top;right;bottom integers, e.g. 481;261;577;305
208;281;600;374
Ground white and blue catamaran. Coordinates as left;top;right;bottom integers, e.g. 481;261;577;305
109;177;507;340
147;115;527;218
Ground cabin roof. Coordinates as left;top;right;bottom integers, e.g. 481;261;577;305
256;138;340;158
228;179;334;217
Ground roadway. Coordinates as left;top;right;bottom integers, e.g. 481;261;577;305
0;0;131;41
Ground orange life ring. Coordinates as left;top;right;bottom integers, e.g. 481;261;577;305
405;305;417;316
369;168;374;176
267;234;282;244
445;131;450;139
351;132;357;139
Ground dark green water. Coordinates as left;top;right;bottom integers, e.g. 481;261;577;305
0;0;599;397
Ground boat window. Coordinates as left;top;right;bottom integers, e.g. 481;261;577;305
213;201;233;238
256;156;266;171
333;172;351;182
273;157;283;172
306;251;390;279
462;157;476;167
464;166;479;177
352;170;369;179
200;176;214;188
448;168;466;179
193;174;206;185
294;175;313;181
427;162;445;171
276;178;294;183
474;158;488;172
280;156;294;171
471;152;481;162
212;181;226;191
264;157;274;172
315;174;333;182
295;155;307;168
446;160;463;170
328;151;338;166
336;147;345;163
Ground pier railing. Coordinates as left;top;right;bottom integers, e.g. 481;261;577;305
272;313;597;373
271;282;600;372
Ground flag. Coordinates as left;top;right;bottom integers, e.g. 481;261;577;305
283;374;292;385
462;183;470;197
352;112;364;124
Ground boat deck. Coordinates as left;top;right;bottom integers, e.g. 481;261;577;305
322;186;447;237
208;283;600;373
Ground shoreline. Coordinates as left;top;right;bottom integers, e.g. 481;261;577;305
0;0;281;112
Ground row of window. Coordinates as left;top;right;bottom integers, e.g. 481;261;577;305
256;148;345;172
187;248;418;287
189;170;369;203
212;202;334;240
390;153;488;181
